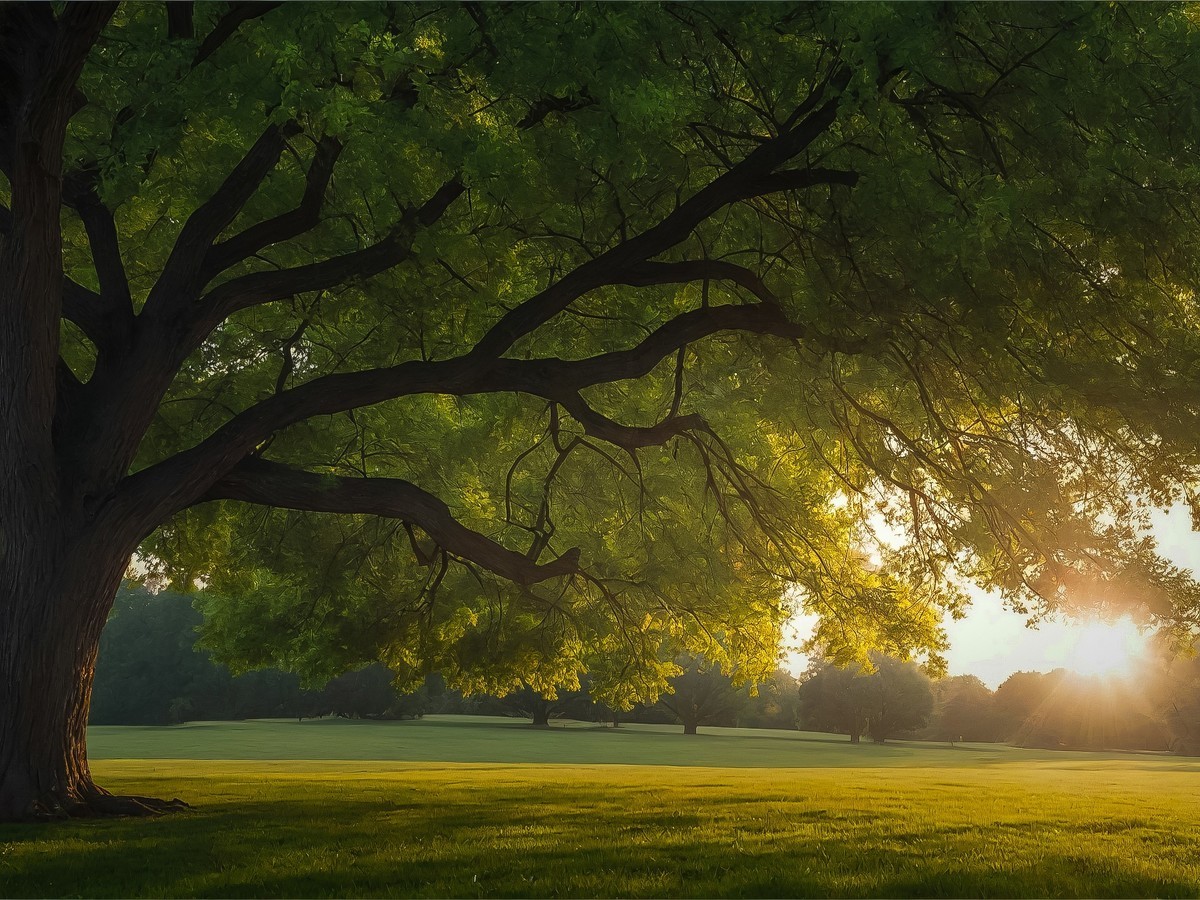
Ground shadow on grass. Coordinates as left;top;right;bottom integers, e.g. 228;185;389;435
1;780;1196;899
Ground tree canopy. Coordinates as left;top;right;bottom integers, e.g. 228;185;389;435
6;1;1200;817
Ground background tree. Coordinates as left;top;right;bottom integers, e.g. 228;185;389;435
799;653;933;743
91;586;240;725
739;668;800;731
924;675;1000;744
991;671;1059;745
91;585;411;724
5;2;1200;818
1144;654;1200;755
863;654;934;743
498;682;598;727
797;660;873;743
657;657;748;735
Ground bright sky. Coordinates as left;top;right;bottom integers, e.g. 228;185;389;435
787;505;1199;688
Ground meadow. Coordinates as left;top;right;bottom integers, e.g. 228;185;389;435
3;716;1199;898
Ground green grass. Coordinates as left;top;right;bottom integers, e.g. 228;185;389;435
85;715;1189;768
3;717;1199;898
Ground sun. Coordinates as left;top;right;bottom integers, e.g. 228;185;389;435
1063;617;1146;678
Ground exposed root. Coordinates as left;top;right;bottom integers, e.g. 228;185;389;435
12;790;191;821
79;792;191;818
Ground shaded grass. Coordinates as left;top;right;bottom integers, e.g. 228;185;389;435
4;762;1200;897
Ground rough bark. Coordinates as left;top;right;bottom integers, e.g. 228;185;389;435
0;2;185;821
0;533;186;819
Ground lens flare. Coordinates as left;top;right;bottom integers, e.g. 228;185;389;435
1063;618;1146;678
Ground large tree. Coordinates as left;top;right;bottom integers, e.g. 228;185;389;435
3;2;1200;819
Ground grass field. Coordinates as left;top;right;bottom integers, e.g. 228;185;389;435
4;716;1199;898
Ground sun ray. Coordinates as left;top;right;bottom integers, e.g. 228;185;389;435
1063;618;1146;678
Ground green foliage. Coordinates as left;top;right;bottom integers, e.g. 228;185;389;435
59;4;1200;708
924;675;1002;743
798;652;934;742
91;586;412;724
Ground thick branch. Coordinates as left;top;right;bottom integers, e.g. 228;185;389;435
557;395;709;449
200;457;581;585
165;2;195;40
118;299;864;526
143;120;300;324
61;171;134;349
196;177;463;326
192;2;281;68
517;91;595;129
203;136;343;278
738;167;859;197
61;279;110;347
466;85;852;362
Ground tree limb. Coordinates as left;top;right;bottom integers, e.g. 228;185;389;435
197;177;463;328
61;171;135;348
466;89;852;362
203;135;344;278
165;2;195;40
199;457;582;585
192;2;281;68
143;120;301;324
118;299;867;526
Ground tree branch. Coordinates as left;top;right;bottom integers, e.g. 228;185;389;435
556;394;709;450
199;457;581;585
465;84;852;362
143;120;300;324
191;177;464;340
118;299;867;527
61;170;135;348
192;2;281;68
203;135;344;278
165;2;195;40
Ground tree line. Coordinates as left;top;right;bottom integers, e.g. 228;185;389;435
95;588;1199;754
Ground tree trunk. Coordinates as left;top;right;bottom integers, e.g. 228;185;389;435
683;720;698;735
849;731;860;744
0;535;186;820
531;705;551;727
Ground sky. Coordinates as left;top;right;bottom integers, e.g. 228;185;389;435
787;504;1200;688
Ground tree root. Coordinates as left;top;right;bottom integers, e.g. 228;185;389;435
14;790;191;821
79;792;191;818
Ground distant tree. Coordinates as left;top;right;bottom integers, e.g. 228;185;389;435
797;661;872;743
992;671;1059;744
740;669;801;730
93;585;416;724
1148;656;1200;755
862;655;934;743
925;675;1000;743
499;682;598;727
995;669;1168;751
92;587;232;725
320;665;402;719
658;659;747;735
799;653;932;743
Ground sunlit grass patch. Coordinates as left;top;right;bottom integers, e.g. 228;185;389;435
3;759;1199;898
